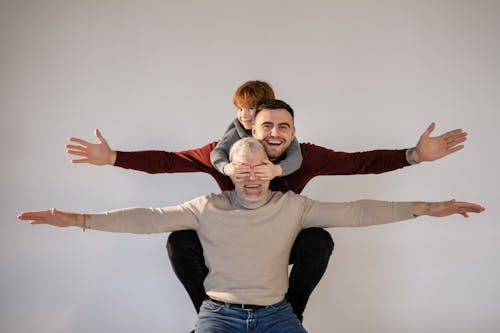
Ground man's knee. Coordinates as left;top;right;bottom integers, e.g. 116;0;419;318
295;228;334;258
166;230;200;256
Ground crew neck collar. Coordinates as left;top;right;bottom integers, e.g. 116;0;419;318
229;190;273;210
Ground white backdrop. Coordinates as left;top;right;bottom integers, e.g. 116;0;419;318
1;1;499;332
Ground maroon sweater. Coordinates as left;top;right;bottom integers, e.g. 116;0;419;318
115;141;410;194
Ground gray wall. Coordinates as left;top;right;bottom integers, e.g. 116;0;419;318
1;1;499;332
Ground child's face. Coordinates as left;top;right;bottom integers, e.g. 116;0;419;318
236;106;257;130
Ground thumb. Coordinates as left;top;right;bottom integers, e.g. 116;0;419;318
261;159;273;166
423;122;436;137
95;129;106;143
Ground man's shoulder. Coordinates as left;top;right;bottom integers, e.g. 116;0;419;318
179;141;218;153
183;192;230;210
299;142;332;151
273;190;311;202
297;142;336;160
269;191;317;215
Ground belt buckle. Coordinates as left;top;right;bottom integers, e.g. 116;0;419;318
240;304;251;310
240;303;261;310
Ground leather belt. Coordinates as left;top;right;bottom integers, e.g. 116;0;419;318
208;297;267;310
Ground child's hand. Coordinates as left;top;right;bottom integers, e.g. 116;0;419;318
254;160;282;181
223;162;251;181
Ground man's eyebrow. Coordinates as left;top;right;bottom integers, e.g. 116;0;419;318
259;121;291;127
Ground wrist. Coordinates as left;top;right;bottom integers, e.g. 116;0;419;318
222;163;230;175
406;147;421;164
79;213;90;231
109;151;117;165
412;202;430;217
274;164;283;177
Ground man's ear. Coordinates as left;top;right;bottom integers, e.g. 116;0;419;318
252;125;256;136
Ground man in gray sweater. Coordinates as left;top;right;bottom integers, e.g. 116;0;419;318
18;138;484;333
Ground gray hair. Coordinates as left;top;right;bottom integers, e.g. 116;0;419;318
229;137;267;162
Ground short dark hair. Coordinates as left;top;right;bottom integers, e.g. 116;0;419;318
255;99;294;119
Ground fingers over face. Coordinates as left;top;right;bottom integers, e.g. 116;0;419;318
254;165;269;172
235;166;250;173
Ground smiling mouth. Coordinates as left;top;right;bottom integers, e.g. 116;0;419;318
244;184;261;189
265;139;282;146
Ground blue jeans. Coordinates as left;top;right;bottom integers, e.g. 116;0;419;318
195;298;306;333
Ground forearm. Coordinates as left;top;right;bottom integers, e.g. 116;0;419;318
303;144;410;176
114;142;217;174
302;200;415;228
210;127;241;174
89;206;198;234
210;147;230;174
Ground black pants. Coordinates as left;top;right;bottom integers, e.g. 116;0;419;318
166;228;334;322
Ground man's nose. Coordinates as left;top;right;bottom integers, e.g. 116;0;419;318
270;126;278;136
248;170;256;181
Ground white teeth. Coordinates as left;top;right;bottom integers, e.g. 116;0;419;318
267;139;281;144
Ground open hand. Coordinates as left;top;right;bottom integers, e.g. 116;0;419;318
66;129;116;165
254;160;282;181
413;123;467;162
18;209;83;228
223;162;251;181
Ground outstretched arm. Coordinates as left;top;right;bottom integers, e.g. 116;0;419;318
65;130;233;190
412;122;467;163
295;122;467;181
302;198;484;228
18;203;200;234
66;129;117;165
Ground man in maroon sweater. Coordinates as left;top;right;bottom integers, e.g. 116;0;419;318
66;99;467;325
